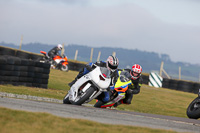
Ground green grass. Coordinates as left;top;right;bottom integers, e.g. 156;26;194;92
0;69;197;118
0;107;179;133
0;69;198;133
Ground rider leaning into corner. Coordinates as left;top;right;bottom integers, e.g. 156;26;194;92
113;64;143;108
48;44;63;63
68;55;120;104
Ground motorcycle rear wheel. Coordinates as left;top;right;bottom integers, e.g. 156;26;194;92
61;65;69;72
72;87;95;105
186;97;200;119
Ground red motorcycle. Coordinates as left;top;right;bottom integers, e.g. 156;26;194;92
39;51;69;72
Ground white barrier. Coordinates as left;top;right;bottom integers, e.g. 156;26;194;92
148;72;163;88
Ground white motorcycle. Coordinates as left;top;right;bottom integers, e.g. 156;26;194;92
63;66;111;105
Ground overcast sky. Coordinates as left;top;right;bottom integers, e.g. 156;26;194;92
0;0;200;64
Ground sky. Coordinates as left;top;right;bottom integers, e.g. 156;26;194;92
0;0;200;64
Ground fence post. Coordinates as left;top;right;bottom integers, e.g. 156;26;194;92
61;43;65;56
159;61;164;76
179;66;181;80
112;51;116;57
159;61;170;79
19;35;23;50
74;50;78;60
97;51;101;61
90;48;93;62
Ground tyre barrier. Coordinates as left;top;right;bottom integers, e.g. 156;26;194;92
162;78;200;94
0;55;50;89
68;61;86;71
162;78;170;88
1;45;200;93
0;46;43;61
142;75;149;85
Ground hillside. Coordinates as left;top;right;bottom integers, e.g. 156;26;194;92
1;42;200;81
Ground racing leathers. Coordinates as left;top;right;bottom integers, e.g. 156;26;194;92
113;68;143;107
48;46;61;60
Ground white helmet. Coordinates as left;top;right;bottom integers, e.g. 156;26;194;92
106;55;119;72
130;64;142;80
57;44;63;50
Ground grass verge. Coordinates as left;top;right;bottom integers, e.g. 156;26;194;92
0;107;179;133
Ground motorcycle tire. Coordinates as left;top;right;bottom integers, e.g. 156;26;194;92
186;97;200;119
72;86;95;105
61;65;69;72
63;93;71;104
94;100;105;108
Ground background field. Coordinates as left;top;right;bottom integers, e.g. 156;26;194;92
0;69;198;133
0;69;197;118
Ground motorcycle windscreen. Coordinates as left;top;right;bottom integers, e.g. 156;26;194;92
114;71;132;90
119;71;131;82
100;67;111;78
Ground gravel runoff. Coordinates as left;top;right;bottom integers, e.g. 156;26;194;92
0;92;63;103
0;92;93;107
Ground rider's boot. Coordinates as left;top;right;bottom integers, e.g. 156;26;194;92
113;100;123;107
68;69;85;87
68;78;78;87
94;100;105;108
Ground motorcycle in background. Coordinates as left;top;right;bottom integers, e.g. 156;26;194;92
186;88;200;119
94;70;132;108
63;66;111;105
38;51;69;72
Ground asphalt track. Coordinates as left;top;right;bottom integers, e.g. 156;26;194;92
0;97;200;133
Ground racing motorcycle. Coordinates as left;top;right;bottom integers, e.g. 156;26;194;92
39;51;69;72
186;88;200;119
63;66;111;105
94;70;132;108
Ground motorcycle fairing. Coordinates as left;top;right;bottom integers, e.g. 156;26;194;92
114;71;132;92
101;93;125;108
53;55;68;65
69;74;92;101
40;51;47;55
68;67;111;103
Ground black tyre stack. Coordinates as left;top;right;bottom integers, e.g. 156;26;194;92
142;75;149;85
0;56;20;85
0;46;50;89
161;77;200;94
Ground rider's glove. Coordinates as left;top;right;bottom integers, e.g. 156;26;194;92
85;64;93;71
110;86;114;91
127;89;134;94
107;86;114;93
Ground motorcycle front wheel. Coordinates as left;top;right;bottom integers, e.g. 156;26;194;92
63;93;71;104
186;97;200;119
72;86;95;105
